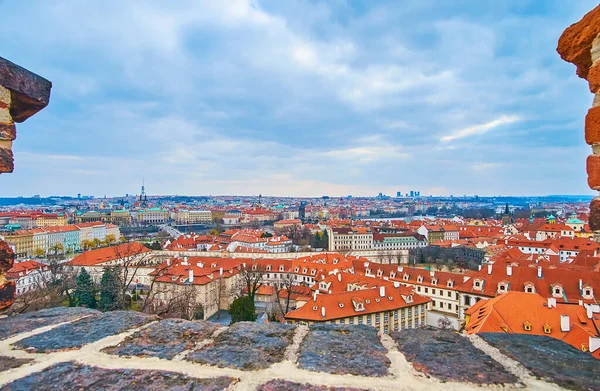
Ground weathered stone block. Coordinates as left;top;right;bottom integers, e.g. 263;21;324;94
590;197;600;231
186;322;295;370
0;361;238;391
0;307;99;340
0;57;51;123
14;311;156;352
0;240;16;310
587;154;600;190
480;333;600;391
589;62;600;93
391;327;517;384
557;6;600;79
585;106;600;144
0;124;16;141
103;318;219;360
0;356;32;373
298;324;390;377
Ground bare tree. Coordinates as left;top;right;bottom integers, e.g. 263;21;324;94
273;273;296;315
238;264;265;301
110;242;158;309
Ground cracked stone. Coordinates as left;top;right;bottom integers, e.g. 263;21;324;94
103;318;219;360
480;333;600;391
391;327;517;384
256;379;369;391
186;322;295;370
298;324;390;377
0;307;99;340
14;311;156;352
0;356;32;372
0;361;238;391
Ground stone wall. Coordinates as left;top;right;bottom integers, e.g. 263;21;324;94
0;57;52;310
557;5;600;240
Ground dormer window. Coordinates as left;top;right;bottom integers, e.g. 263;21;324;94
211;263;217;268
266;265;271;271
365;299;370;304
365;268;371;275
295;267;299;272
252;265;257;271
432;278;438;285
524;283;535;293
375;298;380;303
523;321;532;331
302;268;308;274
312;306;318;310
417;276;424;283
390;272;396;278
543;323;551;334
377;270;383;277
551;284;563;298
352;300;365;311
388;296;393;301
338;302;344;308
403;274;409;281
279;265;284;272
473;279;482;290
498;282;508;293
583;286;593;299
447;280;454;288
311;269;316;275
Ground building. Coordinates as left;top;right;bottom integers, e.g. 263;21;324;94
173;210;212;224
137;208;168;224
285;284;430;334
465;291;600;359
328;227;373;251
372;232;427;251
6;260;51;296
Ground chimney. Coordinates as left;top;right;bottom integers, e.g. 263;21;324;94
398;266;403;272
548;297;556;309
579;279;583;291
189;269;194;283
219;267;223;276
394;282;400;288
537;266;542;278
506;265;512;276
166;258;170;266
590;337;600;353
560;315;570;332
587;306;594;319
321;306;326;317
364;261;369;268
337;273;341;282
478;264;482;271
487;264;492;275
184;256;188;263
430;270;435;277
380;286;385;297
313;290;318;301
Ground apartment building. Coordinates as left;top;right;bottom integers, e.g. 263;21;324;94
327;227;373;251
172;210;212;224
137;208;168;224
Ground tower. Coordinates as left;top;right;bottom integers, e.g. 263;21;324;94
140;180;148;207
501;202;512;226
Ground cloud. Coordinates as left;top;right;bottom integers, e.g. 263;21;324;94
440;115;522;142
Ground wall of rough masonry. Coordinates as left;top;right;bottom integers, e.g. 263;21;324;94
0;57;52;310
557;5;600;240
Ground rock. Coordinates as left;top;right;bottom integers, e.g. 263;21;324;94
14;311;156;352
0;356;32;372
103;318;219;360
391;327;517;384
256;379;368;391
186;322;295;370
0;361;238;391
0;307;99;340
480;333;600;391
298;324;390;377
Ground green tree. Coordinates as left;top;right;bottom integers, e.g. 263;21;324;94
229;296;256;324
321;230;329;250
74;268;96;308
98;267;120;311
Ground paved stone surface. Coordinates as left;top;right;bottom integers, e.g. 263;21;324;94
0;356;32;372
481;333;600;391
103;318;220;359
0;361;238;391
298;324;390;377
391;327;517;384
14;311;156;352
186;322;295;370
0;307;99;340
256;379;368;391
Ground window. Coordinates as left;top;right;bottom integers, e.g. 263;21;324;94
358;316;363;325
543;323;551;334
523;321;532;331
340;318;345;324
375;313;380;323
349;317;354;325
367;315;372;325
394;310;398;320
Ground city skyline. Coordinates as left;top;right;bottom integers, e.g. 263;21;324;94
1;0;598;197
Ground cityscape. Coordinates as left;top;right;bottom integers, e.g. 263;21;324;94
1;1;600;391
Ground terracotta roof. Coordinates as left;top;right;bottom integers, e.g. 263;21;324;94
70;242;150;266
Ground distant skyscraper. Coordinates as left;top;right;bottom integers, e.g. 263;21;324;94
299;201;307;220
409;190;415;197
397;192;402;197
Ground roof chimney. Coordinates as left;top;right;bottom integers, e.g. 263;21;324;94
487;264;492;275
166;258;170;266
321;306;326;317
313;290;318;301
219;267;223;276
430;270;435;277
587;306;594;319
380;286;385;297
189;269;194;283
478;264;482;271
579;279;583;291
590;337;600;353
537;266;542;278
548;297;556;309
560;315;570;332
337;273;342;282
506;265;512;276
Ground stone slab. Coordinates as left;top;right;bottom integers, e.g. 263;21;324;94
298;324;390;377
391;327;517;384
14;311;156;352
186;322;295;370
480;333;600;391
103;318;219;359
0;361;237;391
0;307;99;340
0;356;32;372
256;379;369;391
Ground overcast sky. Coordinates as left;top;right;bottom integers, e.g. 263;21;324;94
1;0;597;197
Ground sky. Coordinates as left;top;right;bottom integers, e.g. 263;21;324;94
0;0;598;198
